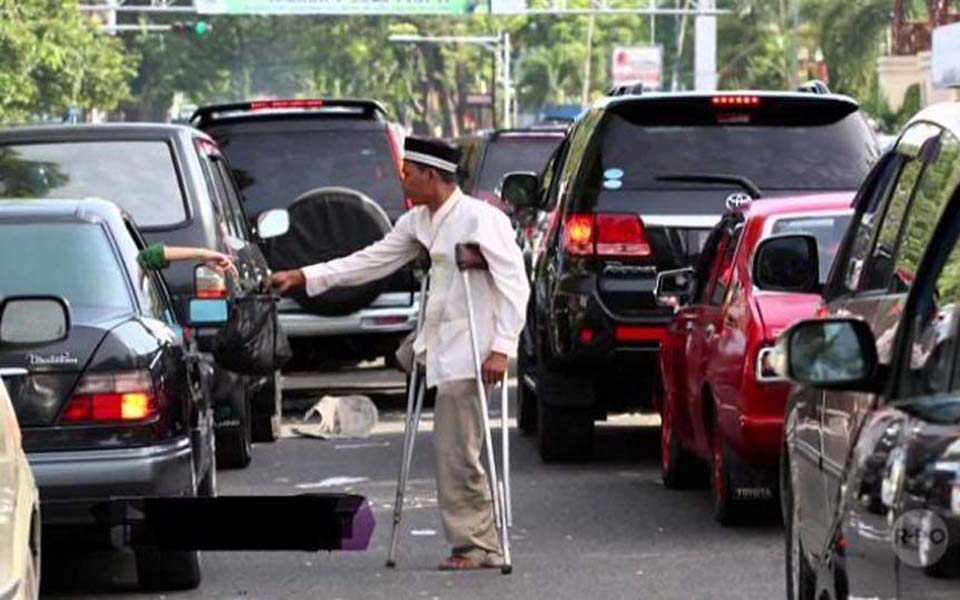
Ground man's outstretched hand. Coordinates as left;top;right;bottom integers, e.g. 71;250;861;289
264;269;306;295
481;351;509;385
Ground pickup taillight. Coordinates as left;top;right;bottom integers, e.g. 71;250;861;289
195;265;227;299
61;371;158;424
563;212;652;258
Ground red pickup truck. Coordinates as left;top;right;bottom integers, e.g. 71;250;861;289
656;194;852;524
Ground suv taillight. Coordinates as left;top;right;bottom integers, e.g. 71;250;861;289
563;213;652;258
61;371;158;424
195;265;227;299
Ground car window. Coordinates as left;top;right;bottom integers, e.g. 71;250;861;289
196;151;238;245
0;222;133;321
476;137;564;190
860;159;924;291
889;131;960;293
213;157;250;239
839;155;904;294
0;141;187;228
709;224;743;306
771;213;852;283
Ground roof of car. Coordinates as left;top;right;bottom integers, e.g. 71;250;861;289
0;122;201;142
907;102;960;138
0;198;128;225
593;90;860;111
740;193;854;220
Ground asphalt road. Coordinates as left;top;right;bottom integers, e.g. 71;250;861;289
40;383;785;600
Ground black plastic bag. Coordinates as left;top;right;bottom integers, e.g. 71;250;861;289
214;295;292;375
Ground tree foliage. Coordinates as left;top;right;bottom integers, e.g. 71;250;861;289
0;0;136;123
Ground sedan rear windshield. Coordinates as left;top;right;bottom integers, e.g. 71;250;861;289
476;136;564;190
0;141;187;227
587;98;878;195
0;223;133;319
771;213;852;282
211;129;404;217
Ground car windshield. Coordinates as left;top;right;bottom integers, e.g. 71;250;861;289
0;142;187;228
0;223;133;320
476;136;563;190
211;129;404;218
589;102;878;194
771;212;852;283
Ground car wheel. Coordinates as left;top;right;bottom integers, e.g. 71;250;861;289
216;393;252;469
537;398;594;462
251;371;282;443
136;549;202;591
784;456;816;600
711;417;742;525
516;339;537;434
660;401;698;489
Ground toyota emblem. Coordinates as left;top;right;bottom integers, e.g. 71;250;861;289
725;192;753;211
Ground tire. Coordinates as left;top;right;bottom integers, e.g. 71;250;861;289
251;372;282;443
534;341;595;462
784;456;816;600
516;340;537;434
136;549;201;591
711;417;742;525
216;393;252;469
660;401;699;489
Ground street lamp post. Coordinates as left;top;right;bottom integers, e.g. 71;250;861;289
388;32;514;129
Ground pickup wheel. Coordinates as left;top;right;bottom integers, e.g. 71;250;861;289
251;371;282;443
516;339;537;434
216;392;252;470
660;402;698;489
711;418;743;525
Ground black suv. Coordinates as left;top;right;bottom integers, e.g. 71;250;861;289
191;99;417;367
0;124;284;468
778;104;960;598
504;90;879;461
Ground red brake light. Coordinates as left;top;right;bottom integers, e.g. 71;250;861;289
250;99;325;110
596;213;651;257
564;213;595;256
61;371;158;424
711;96;761;107
195;265;227;299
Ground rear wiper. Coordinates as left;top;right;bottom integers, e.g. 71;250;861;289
655;173;762;199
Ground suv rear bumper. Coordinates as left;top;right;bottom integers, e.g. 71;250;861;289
29;436;195;531
279;292;419;337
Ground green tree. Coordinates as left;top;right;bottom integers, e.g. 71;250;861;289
0;0;136;123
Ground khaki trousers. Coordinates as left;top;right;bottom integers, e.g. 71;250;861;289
433;379;501;558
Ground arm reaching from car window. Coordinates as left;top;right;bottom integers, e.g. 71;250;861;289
266;212;421;297
137;243;237;276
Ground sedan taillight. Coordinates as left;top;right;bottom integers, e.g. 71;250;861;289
563;212;653;258
61;370;158;424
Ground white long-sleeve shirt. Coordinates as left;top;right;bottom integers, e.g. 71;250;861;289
302;188;530;387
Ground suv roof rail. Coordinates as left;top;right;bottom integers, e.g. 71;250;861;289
606;83;645;97
796;80;831;95
190;98;388;126
491;127;567;139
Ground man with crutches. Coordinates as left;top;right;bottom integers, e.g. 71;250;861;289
266;136;530;572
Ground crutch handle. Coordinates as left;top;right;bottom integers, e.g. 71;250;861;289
455;242;489;272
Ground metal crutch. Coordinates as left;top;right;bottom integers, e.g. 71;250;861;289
455;242;513;575
386;269;429;568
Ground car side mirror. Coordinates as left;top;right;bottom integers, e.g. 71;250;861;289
187;298;229;327
779;318;879;391
655;267;695;308
257;209;290;240
499;172;541;212
0;296;70;345
753;234;819;294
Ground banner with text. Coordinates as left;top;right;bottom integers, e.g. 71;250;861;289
610;46;663;90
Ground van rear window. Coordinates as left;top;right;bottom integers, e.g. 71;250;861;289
0;141;187;227
585;98;878;194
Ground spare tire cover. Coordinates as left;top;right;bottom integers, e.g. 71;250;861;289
264;187;393;316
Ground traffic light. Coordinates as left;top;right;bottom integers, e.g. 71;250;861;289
170;21;211;36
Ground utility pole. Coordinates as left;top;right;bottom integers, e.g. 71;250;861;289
581;11;595;106
787;0;800;88
694;0;717;90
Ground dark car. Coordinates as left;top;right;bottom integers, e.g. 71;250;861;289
0;199;221;590
0;123;283;468
191;99;419;367
778;103;960;599
458;127;566;210
501;89;879;461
